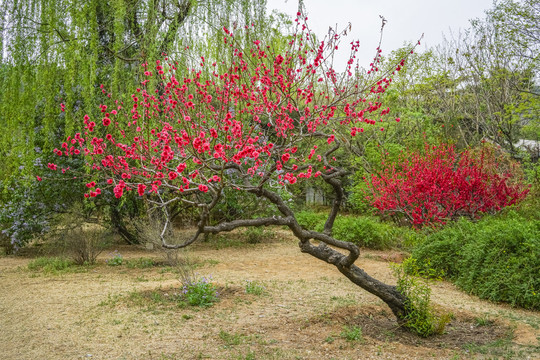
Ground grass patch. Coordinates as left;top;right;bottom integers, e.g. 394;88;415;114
124;289;182;311
330;294;357;307
324;335;336;344
340;325;364;343
244;280;267;296
474;315;494;327
122;280;219;311
27;256;84;274
219;330;247;346
205;234;250;249
218;330;267;351
461;336;533;359
126;257;156;269
98;293;122;307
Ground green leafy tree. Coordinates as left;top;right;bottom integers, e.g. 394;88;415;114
0;0;277;247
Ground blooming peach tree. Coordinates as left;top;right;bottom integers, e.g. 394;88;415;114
41;14;422;323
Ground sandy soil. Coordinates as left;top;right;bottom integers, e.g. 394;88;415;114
1;234;539;360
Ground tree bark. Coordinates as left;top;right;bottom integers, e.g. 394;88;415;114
109;206;140;245
298;239;407;320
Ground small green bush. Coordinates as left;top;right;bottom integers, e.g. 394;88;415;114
394;260;451;337
332;215;399;249
243;227;273;244
296;210;327;231
106;250;124;266
181;276;218;307
410;211;540;310
297;211;408;249
406;222;469;278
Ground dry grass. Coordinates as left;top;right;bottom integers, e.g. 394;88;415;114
0;232;539;360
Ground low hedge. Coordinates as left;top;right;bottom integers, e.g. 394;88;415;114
295;211;415;249
410;211;540;310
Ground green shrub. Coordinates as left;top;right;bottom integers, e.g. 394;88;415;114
332;215;398;249
406;220;471;278
106;250;124;266
400;229;429;249
243;227;273;244
181;276;218;307
346;179;376;215
411;211;540;309
296;210;327;231
394;261;451;337
296;211;417;249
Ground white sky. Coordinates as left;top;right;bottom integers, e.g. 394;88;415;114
266;0;496;69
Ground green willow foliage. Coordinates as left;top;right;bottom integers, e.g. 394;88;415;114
0;0;292;248
0;0;284;186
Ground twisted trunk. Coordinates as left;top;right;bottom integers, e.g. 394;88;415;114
243;186;410;322
298;239;407;320
155;156;410;323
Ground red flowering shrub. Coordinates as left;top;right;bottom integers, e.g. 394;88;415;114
365;144;530;227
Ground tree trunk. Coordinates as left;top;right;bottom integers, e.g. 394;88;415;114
250;186;410;322
298;240;408;321
109;206;140;245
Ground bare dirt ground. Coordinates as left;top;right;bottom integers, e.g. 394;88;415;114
1;232;539;360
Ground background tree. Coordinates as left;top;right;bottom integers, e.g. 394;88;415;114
0;0;278;247
362;0;539;155
424;0;537;154
345;0;538;216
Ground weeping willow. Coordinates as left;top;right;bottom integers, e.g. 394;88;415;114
0;0;282;189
